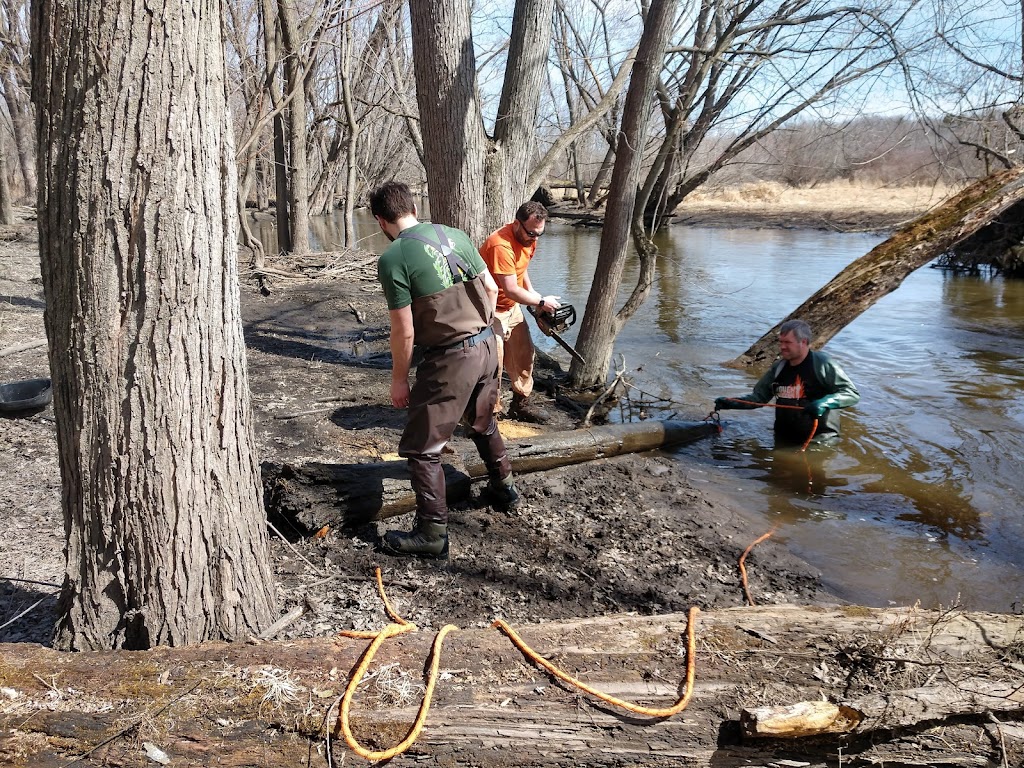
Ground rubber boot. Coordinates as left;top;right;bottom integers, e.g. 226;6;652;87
509;392;551;424
382;519;449;559
469;429;519;512
483;479;521;512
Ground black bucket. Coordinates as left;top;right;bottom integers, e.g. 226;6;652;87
0;377;53;413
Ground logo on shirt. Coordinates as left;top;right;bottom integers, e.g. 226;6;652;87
428;247;455;289
775;375;805;401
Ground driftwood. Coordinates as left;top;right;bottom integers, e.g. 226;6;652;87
742;675;1024;738
264;419;717;533
1;605;1021;767
731;166;1024;370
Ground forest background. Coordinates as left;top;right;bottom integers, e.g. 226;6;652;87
2;0;1023;653
1;0;1021;232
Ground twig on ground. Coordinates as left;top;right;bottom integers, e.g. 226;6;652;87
267;521;325;577
348;302;365;324
32;673;62;696
1;576;62;589
0;590;59;631
274;405;343;420
0;339;47;357
258;604;306;640
61;679;204;768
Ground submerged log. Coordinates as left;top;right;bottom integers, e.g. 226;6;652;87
264;419;717;533
731;167;1024;370
1;605;1020;767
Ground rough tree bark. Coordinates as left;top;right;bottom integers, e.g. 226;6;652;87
276;0;311;255
569;0;677;388
481;0;556;234
731;166;1024;370
0;148;12;224
408;0;489;239
31;0;277;649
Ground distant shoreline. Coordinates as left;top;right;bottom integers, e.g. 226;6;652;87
549;181;956;235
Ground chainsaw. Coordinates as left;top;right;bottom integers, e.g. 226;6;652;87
526;303;586;365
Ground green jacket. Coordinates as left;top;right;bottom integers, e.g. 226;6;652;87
739;350;860;441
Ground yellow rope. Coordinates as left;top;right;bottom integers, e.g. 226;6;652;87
337;569;702;760
336;568;460;761
491;605;700;718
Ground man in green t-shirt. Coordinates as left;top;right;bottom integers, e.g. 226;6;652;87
371;182;520;558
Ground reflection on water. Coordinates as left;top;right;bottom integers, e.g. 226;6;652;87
524;221;1024;612
260;212;1024;611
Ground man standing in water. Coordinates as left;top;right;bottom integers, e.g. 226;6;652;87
714;319;860;445
371;182;520;558
480;201;562;423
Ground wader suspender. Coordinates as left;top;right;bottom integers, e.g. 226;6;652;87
398;224;474;283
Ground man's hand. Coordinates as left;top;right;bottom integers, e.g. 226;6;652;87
804;394;842;418
803;399;829;418
391;378;410;409
539;295;562;312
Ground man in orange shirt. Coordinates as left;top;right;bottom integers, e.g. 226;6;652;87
479;201;562;423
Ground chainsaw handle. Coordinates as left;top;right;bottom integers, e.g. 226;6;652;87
559;304;576;327
527;304;554;336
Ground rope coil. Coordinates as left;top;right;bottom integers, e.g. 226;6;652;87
336;569;703;760
337;568;459;761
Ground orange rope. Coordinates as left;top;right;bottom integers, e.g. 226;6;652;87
717;399;819;452
337;568;460;761
739;530;775;606
491;606;700;718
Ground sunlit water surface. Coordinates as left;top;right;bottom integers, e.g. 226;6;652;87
262;213;1024;612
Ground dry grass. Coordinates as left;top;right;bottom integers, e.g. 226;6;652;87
683;180;956;217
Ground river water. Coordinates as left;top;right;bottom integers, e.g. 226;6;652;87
265;213;1024;612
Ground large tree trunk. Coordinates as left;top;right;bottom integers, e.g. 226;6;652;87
31;0;277;649
570;0;677;388
731;166;1024;370
481;0;555;233
410;0;555;239
2;606;1020;766
277;0;311;255
408;0;488;239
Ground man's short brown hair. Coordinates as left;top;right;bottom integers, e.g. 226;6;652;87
369;182;416;223
515;201;548;223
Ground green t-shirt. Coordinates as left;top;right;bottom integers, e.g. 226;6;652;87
377;223;487;310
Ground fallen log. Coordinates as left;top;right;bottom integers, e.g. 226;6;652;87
1;604;1020;767
264;419;717;533
731;167;1024;370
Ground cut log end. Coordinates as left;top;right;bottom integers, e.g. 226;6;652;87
741;700;862;738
